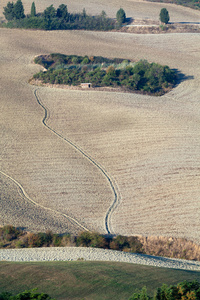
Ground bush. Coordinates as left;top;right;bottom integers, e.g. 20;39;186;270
0;225;22;242
76;231;106;248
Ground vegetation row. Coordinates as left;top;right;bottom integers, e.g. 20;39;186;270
129;280;200;300
32;54;177;95
1;225;200;261
2;0;126;31
1;280;200;299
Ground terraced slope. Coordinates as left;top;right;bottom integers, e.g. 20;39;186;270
0;1;200;239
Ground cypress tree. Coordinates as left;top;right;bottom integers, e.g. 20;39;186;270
159;8;170;24
31;2;36;17
116;8;126;25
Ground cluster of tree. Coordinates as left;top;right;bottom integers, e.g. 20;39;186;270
34;53;128;69
0;225;143;252
0;289;54;300
3;1;126;30
1;281;200;300
129;280;200;300
33;54;176;95
3;0;25;20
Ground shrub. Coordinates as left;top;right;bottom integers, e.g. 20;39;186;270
0;225;22;242
76;231;106;248
81;57;89;65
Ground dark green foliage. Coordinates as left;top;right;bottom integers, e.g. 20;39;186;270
109;235;143;252
0;290;54;299
31;2;36;17
130;287;151;300
0;292;12;300
56;4;68;20
33;54;176;95
129;280;200;300
116;8;126;24
76;231;107;248
3;1;116;31
3;2;15;21
14;0;25;19
82;8;87;18
159;8;170;24
43;5;56;20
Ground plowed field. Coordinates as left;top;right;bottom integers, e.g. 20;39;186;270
0;0;200;240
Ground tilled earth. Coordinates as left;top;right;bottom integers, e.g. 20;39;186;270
0;0;200;241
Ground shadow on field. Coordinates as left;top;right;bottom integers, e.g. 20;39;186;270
173;69;194;85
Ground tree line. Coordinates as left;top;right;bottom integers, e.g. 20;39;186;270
3;0;127;30
32;54;177;95
1;280;200;299
129;281;200;300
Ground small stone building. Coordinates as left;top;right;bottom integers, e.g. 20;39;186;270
81;83;92;88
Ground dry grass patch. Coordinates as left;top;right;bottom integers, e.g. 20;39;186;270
139;236;200;260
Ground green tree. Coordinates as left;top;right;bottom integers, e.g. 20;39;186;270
116;8;126;24
14;0;25;19
101;10;107;20
159;8;170;24
82;8;87;18
3;1;15;20
129;287;151;300
43;5;56;21
31;2;36;17
56;4;68;20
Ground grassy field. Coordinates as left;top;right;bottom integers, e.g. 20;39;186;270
0;261;200;299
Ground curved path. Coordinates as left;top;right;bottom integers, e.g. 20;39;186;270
34;88;120;235
0;170;89;232
1;247;200;271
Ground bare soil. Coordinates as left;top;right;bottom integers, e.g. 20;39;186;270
119;21;200;34
0;0;200;242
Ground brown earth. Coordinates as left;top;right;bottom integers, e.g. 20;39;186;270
0;0;200;241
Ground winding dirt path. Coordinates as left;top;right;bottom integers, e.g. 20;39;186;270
34;88;120;234
0;169;89;232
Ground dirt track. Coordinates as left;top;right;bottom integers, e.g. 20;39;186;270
0;0;200;240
